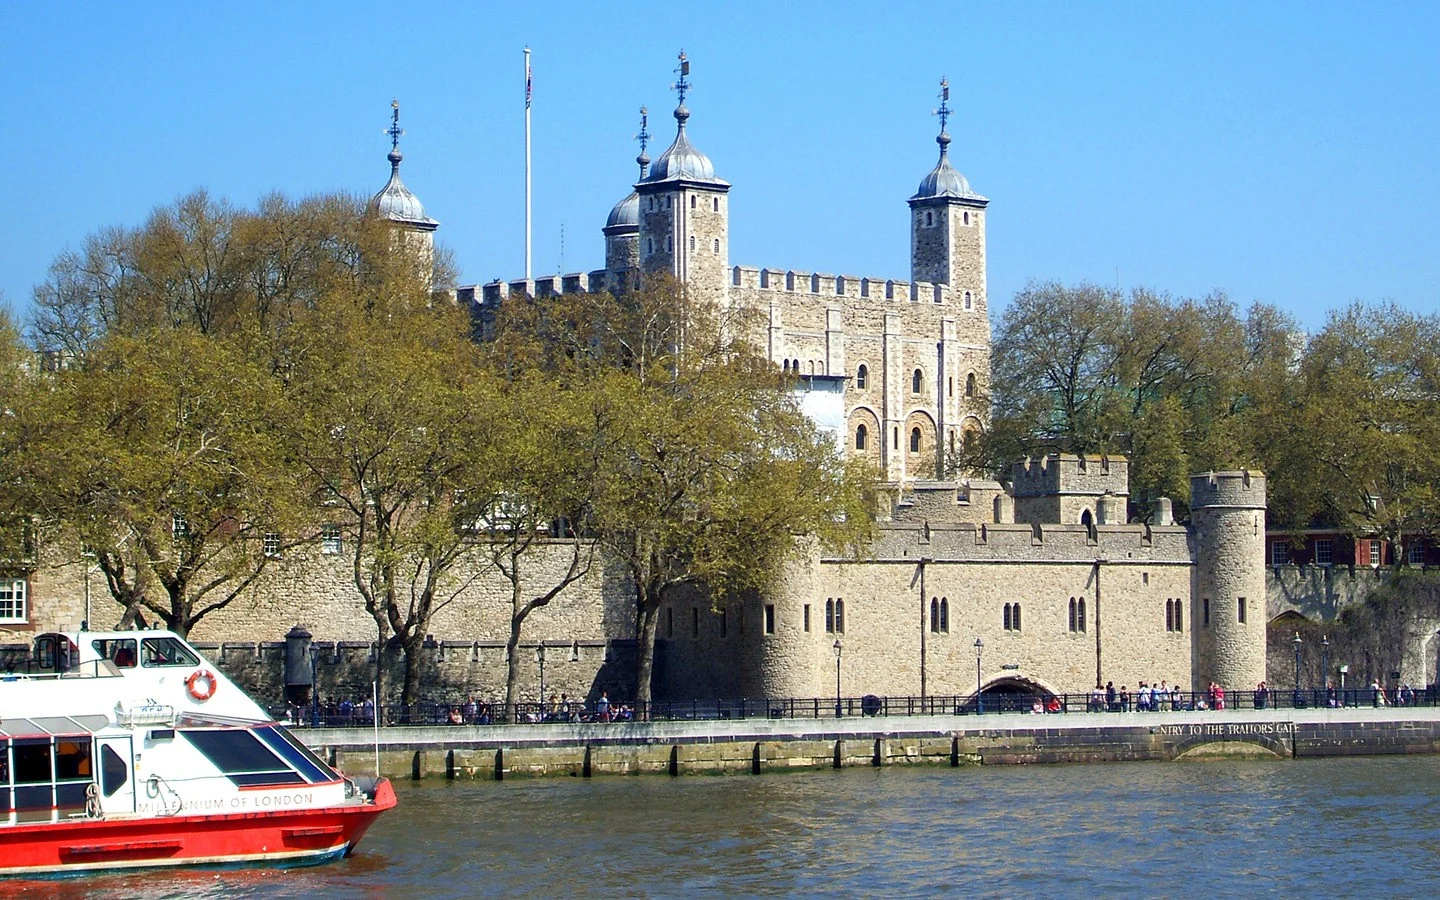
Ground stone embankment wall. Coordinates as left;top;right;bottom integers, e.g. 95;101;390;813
301;708;1440;780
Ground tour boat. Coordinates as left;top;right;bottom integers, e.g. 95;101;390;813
0;628;395;876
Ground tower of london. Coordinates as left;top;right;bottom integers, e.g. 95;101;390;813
21;55;1270;706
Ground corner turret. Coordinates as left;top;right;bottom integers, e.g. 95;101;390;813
1190;470;1268;692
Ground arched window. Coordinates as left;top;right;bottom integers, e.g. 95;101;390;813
713;239;719;254
1069;598;1077;632
1174;600;1182;632
825;599;835;633
910;427;921;453
713;197;719;211
690;195;696;209
835;599;845;633
1014;603;1021;631
930;598;939;633
1003;603;1012;631
689;235;695;252
964;210;971;225
925;210;933;227
966;373;977;397
964;291;972;310
1080;509;1093;527
1078;598;1086;632
646;239;652;254
855;424;867;451
856;364;868;389
939;597;949;632
912;369;923;394
1166;599;1173;632
666;236;673;252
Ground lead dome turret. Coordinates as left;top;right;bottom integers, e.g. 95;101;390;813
370;100;439;231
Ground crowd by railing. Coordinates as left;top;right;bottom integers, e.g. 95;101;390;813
277;684;1440;728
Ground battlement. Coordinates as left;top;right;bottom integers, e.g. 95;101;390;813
1011;454;1130;498
1190;470;1267;510
729;266;955;306
466;270;620;308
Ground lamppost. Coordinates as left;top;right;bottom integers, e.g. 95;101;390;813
1292;632;1303;708
535;644;547;720
974;638;984;715
833;639;843;718
1321;635;1330;698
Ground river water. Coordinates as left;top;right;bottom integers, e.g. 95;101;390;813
14;756;1440;897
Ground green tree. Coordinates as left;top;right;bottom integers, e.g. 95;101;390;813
22;328;303;634
281;294;497;708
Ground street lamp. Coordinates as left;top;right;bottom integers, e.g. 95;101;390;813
1320;635;1330;697
1292;632;1303;708
832;639;843;717
974;638;984;715
535;644;547;720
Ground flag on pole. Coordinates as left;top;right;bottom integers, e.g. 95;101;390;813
525;55;532;109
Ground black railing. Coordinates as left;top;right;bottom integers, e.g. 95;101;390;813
276;686;1440;728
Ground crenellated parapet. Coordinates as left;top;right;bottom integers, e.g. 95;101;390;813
729;266;954;307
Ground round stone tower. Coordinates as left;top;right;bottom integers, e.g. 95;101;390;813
1190;470;1267;692
742;537;824;699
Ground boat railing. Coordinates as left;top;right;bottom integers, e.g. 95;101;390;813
0;659;125;681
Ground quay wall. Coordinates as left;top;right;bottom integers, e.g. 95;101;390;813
300;708;1440;780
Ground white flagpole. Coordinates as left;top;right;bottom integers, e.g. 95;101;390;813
524;46;532;280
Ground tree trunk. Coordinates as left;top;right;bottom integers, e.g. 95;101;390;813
504;602;524;724
634;595;662;717
401;634;424;713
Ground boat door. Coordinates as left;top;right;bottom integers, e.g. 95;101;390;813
94;735;135;814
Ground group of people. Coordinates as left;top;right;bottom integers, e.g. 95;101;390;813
1086;680;1202;712
299;691;636;726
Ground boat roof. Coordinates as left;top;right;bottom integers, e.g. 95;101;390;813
0;714;110;738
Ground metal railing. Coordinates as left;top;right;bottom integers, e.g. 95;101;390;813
275;686;1439;728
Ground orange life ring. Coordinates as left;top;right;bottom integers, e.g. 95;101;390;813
186;669;217;702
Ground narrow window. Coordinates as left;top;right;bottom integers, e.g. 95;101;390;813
689;235;695;252
1142;572;1149;585
835;599;845;633
1166;599;1174;632
893;427;899;450
1003;603;1012;631
1238;596;1247;624
1078;598;1086;632
912;369;923;394
1173;602;1181;632
803;604;811;632
1371;540;1383;566
646;238;652;254
964;210;971;225
1069;598;1077;633
826;599;835;633
690;195;696;209
1203;598;1210;626
964;291;972;310
666;196;671;209
713;238;719;253
666;607;674;639
965;373;977;397
856;364;868;389
940;598;948;632
667;236;673;252
930;598;939;633
948;376;953;397
764;604;775;635
910;427;921;453
855;424;867;451
1014;604;1021;631
713;197;718;211
263;531;282;558
321;525;342;555
172;513;188;540
925;210;933;226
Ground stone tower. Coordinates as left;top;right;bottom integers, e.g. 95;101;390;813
1190;470;1268;692
603;108;649;279
369;100;439;287
636;52;730;306
908;78;988;312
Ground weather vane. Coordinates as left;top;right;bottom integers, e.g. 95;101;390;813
672;50;690;106
386;99;404;150
933;77;951;134
636;106;650;157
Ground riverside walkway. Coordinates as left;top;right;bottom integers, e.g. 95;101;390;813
296;705;1440;779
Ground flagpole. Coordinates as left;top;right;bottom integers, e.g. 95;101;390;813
524;46;532;280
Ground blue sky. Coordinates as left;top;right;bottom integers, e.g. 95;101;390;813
2;2;1436;331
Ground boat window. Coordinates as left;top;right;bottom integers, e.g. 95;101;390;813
12;739;53;822
100;744;129;797
183;729;305;787
255;726;339;784
0;741;9;814
53;739;91;812
93;638;138;668
141;637;201;668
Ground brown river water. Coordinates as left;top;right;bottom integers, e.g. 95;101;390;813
10;755;1440;897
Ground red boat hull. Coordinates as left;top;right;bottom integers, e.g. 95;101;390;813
0;778;396;876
